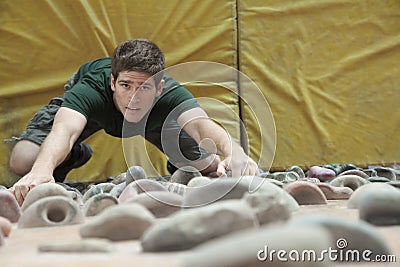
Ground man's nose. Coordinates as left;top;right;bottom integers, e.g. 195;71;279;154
129;88;140;102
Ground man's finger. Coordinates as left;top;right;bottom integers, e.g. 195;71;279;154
29;182;38;191
242;159;258;176
216;163;227;177
21;184;29;197
242;167;250;176
251;162;260;176
19;185;30;205
14;187;24;206
244;164;256;176
231;164;242;178
238;161;256;177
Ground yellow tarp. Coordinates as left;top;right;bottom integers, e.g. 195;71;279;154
0;0;238;186
1;0;399;186
238;0;400;170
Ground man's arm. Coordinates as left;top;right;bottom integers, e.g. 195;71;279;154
12;107;87;204
177;107;259;177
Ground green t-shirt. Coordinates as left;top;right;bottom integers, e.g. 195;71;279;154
62;58;201;160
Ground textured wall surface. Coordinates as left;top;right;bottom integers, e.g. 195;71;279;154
1;0;399;186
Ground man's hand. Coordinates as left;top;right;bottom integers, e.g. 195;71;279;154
177;107;260;178
216;154;259;178
11;172;55;205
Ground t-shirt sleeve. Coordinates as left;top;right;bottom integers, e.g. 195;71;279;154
61;78;106;119
156;77;200;121
61;58;111;119
163;74;200;111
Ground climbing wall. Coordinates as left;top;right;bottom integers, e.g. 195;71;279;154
1;0;399;186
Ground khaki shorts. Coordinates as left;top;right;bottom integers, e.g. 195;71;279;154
19;96;101;146
19;96;65;145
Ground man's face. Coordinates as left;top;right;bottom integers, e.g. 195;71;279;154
111;71;163;123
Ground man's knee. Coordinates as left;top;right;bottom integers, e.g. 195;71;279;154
9;140;40;176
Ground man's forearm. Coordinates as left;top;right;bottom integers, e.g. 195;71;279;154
197;120;258;176
189;117;245;158
178;107;259;176
30;129;73;175
178;108;246;158
210;128;245;158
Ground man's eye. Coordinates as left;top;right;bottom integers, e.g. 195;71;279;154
121;83;130;88
140;86;150;91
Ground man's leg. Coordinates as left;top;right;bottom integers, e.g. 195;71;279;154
9;140;40;176
52;143;93;182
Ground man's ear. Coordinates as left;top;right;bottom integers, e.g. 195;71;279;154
156;79;164;97
110;74;116;92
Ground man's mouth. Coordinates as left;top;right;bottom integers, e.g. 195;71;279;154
126;107;140;111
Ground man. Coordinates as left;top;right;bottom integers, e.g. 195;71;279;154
10;39;259;204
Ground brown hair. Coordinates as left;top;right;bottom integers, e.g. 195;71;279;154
111;39;165;85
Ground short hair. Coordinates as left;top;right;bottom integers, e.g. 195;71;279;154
111;39;165;85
